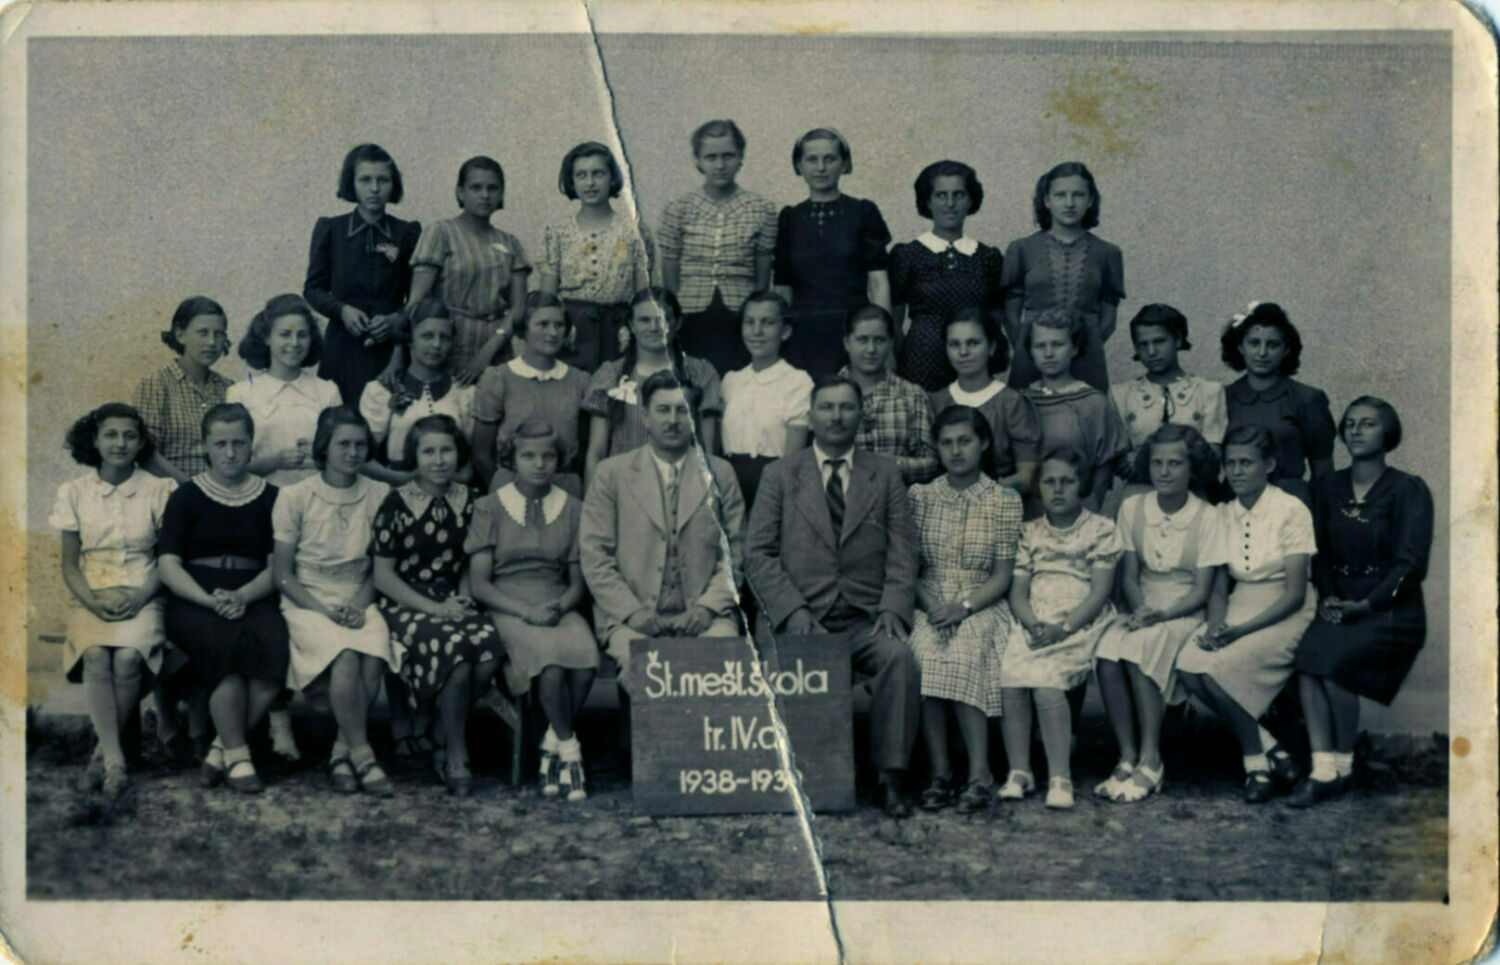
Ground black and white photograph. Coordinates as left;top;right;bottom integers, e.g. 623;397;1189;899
2;2;1496;963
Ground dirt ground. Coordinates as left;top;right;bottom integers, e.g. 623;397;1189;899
25;705;1446;903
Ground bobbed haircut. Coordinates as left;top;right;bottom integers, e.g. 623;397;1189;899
1032;161;1101;230
1219;302;1303;376
1340;395;1403;452
559;141;625;199
944;306;1010;374
931;404;998;480
914;160;984;218
237;293;324;371
1221;424;1278;463
1128;303;1192;357
504;415;568;470
401;413;470;472
201;402;254;442
1024;307;1091;359
64;402;155;468
843;303;896;338
161;296;227;354
638;368;702;411
455;156;505;210
514;290;569;338
1038;444;1095;498
810;372;863;409
740;289;791;321
337;143;404;204
391;298;453;346
792;127;852;175
1130;423;1220;494
311;405;374;469
692;119;746;156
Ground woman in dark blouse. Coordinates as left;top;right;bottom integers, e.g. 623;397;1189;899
157;403;289;794
304;143;422;406
1219;302;1336;506
891;160;1005;393
772;127;892;379
1290;397;1434;806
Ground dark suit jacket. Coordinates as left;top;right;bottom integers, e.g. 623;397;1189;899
744;446;917;631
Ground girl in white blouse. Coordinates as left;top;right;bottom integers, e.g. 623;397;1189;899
719;290;812;508
1175;425;1318;803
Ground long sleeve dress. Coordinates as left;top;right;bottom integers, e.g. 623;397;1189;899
890;233;1005;392
1000;230;1124;391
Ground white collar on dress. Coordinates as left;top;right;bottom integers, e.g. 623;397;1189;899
1230;486;1283;522
91;468;146;499
193;472;267;507
246;368;321;399
311;474;382;506
917;231;978;256
495;482;568;526
946;379;1004;407
508;356;571;382
397;480;470;517
735;358;794;385
1143;492;1203;531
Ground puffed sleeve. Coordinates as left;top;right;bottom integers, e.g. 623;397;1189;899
998;238;1028;301
473;366;506;424
49;479;79;532
1364;474;1434;611
131;372;168;451
158;484;195;559
1200;379;1229;446
1296;383;1337;463
582;363;617;418
1276;492;1319;558
540;222;564;280
784;369;813;429
359;380;393;441
318;377;342;411
888;243;914;305
1086;515;1124;570
462;493;498;555
689;358;724;417
410;220;449;271
772;206;795;287
370;492;402;558
1091;391;1130;468
656;198;684;263
302;217;342;320
1098;240;1125;305
506;231;533;275
856;199;892;272
150;476;178;533
995;488;1024;559
755;197;779;256
454;386;477;440
1114;493;1141;554
1002;389;1042;468
271;483;302;546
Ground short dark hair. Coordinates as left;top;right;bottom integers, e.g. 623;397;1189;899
201;402;254;441
401;414;470;472
559;141;625;199
843;304;896;338
64;402;155;469
161;296;226;354
1219;302;1303;376
1024;308;1090;359
514;290;569;339
931;404;998;480
638;368;701;411
1032;161;1101;230
237;294;324;371
1038;445;1094;498
1130;423;1220;493
1128;303;1192;358
792;127;852;175
740;289;791;320
692;119;746;156
1341;395;1404;452
810;372;863;409
455;156;505;210
503;416;568;471
337;143;404;205
311;405;374;469
1222;424;1278;463
392;298;452;346
944;307;1010;374
914;160;984;219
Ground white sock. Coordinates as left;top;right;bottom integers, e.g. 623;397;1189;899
1243;753;1269;774
1309;751;1337;781
1333;752;1354;777
222;743;251;767
559;736;582;763
330;738;348;761
1257;726;1276;753
541;727;560;753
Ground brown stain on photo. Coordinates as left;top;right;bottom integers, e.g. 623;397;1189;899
1452;735;1470;757
1045;60;1172;162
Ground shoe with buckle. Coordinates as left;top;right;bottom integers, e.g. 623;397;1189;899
226;759;264;794
1044;776;1075;809
355;758;394;798
1094;761;1135;799
997;770;1035;801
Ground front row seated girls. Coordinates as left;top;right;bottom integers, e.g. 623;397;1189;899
745;374;922;817
467;418;600;801
579;370;745;695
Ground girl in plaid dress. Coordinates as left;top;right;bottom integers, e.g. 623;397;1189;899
908;405;1023;813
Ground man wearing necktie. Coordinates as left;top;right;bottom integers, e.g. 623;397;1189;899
745;373;921;817
580;371;745;693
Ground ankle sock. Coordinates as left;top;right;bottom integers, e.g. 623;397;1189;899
1257;726;1276;753
1242;753;1269;775
1333;751;1354;778
541;727;560;753
330;738;349;763
222;744;251;768
349;744;376;770
559;736;582;763
1309;751;1337;781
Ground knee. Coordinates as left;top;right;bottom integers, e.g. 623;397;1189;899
113;649;144;676
81;647;112;677
1033;688;1069;712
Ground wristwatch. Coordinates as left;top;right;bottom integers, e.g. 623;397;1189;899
961;599;973;614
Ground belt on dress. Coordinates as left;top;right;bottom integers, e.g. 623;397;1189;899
186;554;262;570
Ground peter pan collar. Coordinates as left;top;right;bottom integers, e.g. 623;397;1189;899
947;379;1004;407
741;359;794;385
246;368;321;399
311;474;380;506
91;468;145;499
1230;486;1283;523
917;231;978;256
1143;492;1203;532
1227;376;1290;404
397;480;470;517
495;482;568;526
508;357;571;382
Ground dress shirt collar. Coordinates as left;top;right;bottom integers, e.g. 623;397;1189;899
347;210;395;240
91;468;146;499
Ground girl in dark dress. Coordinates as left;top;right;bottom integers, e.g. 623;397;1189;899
304;144;421;406
1219;302;1336;507
158;403;289;794
891;160;1005;392
372;414;503;795
772;127;892;379
1290;398;1434;806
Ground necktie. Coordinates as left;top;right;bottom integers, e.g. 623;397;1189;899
664;463;681;533
826;458;846;535
525;495;545;529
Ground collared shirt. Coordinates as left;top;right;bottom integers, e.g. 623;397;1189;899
473;358;590;471
51;469;177;589
1110;373;1229;450
811;442;856;498
657;187;778;313
303;209;422;322
540;213;653;306
1116;491;1212;575
721;359;813;457
132;358;235;476
271;474;389;596
915;231;980;257
1224;376;1336;482
359;376;475;463
838;367;941;485
1200;484;1317;583
226;368;343;487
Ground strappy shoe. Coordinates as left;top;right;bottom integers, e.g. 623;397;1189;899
1044;776;1075;809
955;779;996;814
559;759;587;802
918;776;957;811
1287;775;1342;808
328;756;359;795
355;758;394;798
997;770;1035;801
1094;761;1134;799
1113;762;1164;803
199;746;226;789
225;759;263;794
1243;770;1274;804
1265;744;1301;790
539;750;562;798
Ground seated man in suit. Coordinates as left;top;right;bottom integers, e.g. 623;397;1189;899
745;373;922;817
580;370;745;692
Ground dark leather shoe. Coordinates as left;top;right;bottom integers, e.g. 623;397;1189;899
1265;745;1301;789
878;782;913;818
918;777;957;812
1287;775;1342;808
1243;770;1275;804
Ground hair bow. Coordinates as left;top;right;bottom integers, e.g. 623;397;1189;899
1229;301;1263;328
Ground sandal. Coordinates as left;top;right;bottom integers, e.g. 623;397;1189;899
199;746;226;789
997;770;1035;801
1044;776;1075;810
955;779;996;814
329;756;358;795
1094;761;1135;799
355;758;395;798
918;776;957;811
225;759;264;795
1113;762;1164;803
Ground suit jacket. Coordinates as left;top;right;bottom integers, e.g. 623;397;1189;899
580;445;745;640
744;446;917;631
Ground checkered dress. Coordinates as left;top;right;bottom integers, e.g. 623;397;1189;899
907;476;1023;716
840;368;941;485
131;359;234;476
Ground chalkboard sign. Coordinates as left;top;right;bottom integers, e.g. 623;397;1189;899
629;633;854;816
